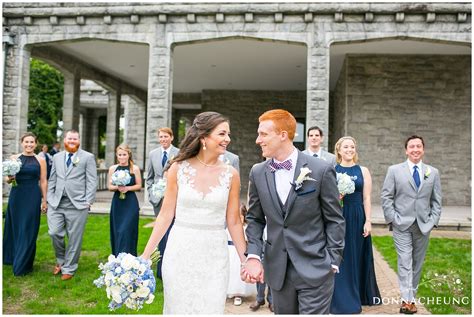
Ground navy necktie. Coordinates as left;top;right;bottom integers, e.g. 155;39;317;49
313;153;318;158
413;166;421;188
66;153;73;168
162;151;168;168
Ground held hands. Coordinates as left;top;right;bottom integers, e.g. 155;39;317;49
363;220;372;237
41;201;47;214
240;258;264;284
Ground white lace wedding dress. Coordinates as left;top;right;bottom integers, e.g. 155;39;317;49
162;161;232;314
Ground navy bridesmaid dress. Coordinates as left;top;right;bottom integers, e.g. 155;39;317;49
110;165;139;256
330;164;381;314
3;155;42;276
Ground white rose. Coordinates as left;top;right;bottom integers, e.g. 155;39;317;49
110;285;123;304
130;292;138;299
108;254;116;262
141;280;150;287
121;254;136;270
145;293;155;304
136;286;150;298
119;272;131;284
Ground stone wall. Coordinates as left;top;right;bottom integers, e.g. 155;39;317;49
331;54;471;205
201;89;306;196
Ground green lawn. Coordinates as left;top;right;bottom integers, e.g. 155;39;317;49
3;214;164;314
372;236;472;314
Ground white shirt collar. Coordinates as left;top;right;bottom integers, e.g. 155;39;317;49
161;146;170;154
274;147;298;165
307;148;322;157
407;159;423;171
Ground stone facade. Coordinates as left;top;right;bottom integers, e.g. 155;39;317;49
2;2;471;204
331;55;471;205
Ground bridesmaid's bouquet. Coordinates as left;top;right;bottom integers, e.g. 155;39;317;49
150;178;166;201
111;170;132;199
93;253;156;311
336;172;355;207
2;158;22;187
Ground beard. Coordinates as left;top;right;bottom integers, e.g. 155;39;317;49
64;141;80;153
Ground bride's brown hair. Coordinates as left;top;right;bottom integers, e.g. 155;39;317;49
167;112;229;169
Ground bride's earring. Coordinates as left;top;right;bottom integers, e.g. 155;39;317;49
203;141;207;150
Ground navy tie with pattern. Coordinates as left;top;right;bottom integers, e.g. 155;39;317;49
162;151;168;168
66;153;73;168
413;165;421;188
313;153;318;158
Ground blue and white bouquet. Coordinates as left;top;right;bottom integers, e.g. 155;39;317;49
2;158;22;187
111;170;132;199
150;178;167;201
93;253;156;311
336;172;355;207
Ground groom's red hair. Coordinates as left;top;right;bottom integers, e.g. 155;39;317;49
259;109;297;141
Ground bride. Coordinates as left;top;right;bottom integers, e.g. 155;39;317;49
141;111;247;314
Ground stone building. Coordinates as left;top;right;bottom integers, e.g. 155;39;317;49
2;2;471;205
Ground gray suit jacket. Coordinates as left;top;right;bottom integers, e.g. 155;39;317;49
302;149;336;166
47;149;97;210
246;151;345;291
381;161;442;235
222;150;240;172
146;145;180;206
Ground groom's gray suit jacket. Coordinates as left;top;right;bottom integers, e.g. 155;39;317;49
381;162;442;235
47;149;97;210
246;151;345;291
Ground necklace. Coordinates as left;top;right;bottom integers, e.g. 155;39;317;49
196;155;218;167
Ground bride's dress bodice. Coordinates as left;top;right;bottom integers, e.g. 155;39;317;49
174;160;232;228
161;160;233;314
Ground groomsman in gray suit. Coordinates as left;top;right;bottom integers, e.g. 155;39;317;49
243;109;345;314
381;135;442;314
302;126;336;166
47;130;97;280
146;127;179;279
220;150;240;172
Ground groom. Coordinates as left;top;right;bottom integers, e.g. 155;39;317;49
243;109;345;314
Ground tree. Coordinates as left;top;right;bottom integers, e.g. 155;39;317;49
28;58;64;147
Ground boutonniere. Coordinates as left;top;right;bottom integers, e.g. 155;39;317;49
72;157;80;167
424;167;431;180
321;156;327;161
292;167;316;191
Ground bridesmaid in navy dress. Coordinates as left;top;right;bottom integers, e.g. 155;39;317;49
3;132;48;276
108;144;142;256
330;136;381;314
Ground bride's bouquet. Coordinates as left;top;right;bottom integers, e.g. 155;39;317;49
336;172;355;207
111;170;132;199
93;253;156;311
2;158;22;187
150;178;166;201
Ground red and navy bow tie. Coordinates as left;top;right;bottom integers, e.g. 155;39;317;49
269;159;292;173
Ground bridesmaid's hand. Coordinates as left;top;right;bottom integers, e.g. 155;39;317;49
6;175;15;184
363;221;372;237
41;201;47;214
117;186;128;193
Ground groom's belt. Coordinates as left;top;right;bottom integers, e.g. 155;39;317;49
174;219;223;231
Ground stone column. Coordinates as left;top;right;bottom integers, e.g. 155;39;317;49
146;26;172;158
105;87;122;167
2;43;30;156
124;96;146;170
62;71;81;133
81;108;100;157
306;33;331;150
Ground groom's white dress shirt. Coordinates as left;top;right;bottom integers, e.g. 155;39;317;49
273;148;298;205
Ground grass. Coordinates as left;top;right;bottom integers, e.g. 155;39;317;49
3;214;164;314
372;236;472;314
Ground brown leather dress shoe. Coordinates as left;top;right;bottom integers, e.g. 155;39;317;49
409;303;417;314
53;264;61;275
400;301;415;314
268;303;274;312
249;300;265;311
61;274;73;281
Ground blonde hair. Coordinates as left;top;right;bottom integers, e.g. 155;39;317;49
334;136;359;164
116;144;135;175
